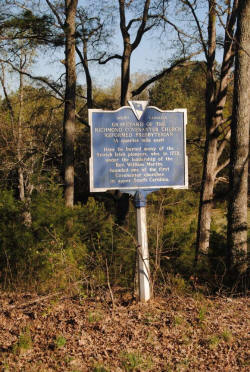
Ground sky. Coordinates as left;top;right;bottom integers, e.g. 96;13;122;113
2;0;225;95
33;28;170;90
29;4;179;91
3;5;173;94
28;0;208;92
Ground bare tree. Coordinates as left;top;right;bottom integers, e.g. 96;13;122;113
16;54;26;203
0;62;63;224
1;0;78;207
99;0;161;106
24;0;77;208
75;4;114;110
0;26;36;224
227;0;250;275
75;8;95;109
45;0;78;207
180;0;240;261
62;0;78;207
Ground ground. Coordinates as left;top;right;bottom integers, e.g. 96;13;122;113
0;291;249;371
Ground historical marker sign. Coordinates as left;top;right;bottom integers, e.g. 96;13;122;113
89;103;188;302
89;105;188;192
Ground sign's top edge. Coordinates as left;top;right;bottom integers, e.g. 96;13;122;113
88;106;187;114
128;100;149;120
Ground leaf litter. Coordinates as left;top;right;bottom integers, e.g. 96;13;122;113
0;291;249;371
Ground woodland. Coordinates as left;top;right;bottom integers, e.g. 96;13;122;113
0;0;249;370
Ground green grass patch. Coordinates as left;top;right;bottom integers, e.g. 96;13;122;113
120;350;152;371
12;327;32;354
55;335;67;348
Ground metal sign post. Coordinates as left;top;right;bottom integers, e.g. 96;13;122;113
134;191;151;302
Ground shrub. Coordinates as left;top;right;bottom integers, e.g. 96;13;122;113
0;185;137;293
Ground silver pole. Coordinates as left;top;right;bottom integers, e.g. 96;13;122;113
135;191;151;302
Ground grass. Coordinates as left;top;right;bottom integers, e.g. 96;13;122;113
198;306;207;323
88;311;103;323
221;329;233;344
121;351;152;371
143;312;158;325
209;335;220;350
12;327;32;354
173;315;184;326
55;335;67;348
93;366;109;372
208;328;234;350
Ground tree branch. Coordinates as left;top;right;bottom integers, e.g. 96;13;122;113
132;0;151;50
127;17;142;31
75;112;89;126
214;115;232;131
45;0;65;29
0;64;15;123
182;0;208;60
119;0;129;39
216;128;231;161
216;0;238;110
98;54;123;64
151;14;202;45
0;59;64;99
215;159;230;176
132;53;201;96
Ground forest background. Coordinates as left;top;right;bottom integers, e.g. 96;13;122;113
0;0;249;296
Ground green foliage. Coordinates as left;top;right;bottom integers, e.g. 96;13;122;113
193;213;231;288
0;184;139;292
0;64;236;294
0;190;35;288
93;365;110;372
55;335;67;348
120;351;152;371
146;186;235;291
0;179;234;293
0;85;63;193
0;185;115;291
208;329;233;350
150;63;206;189
198;306;207;324
147;189;199;284
4;10;54;46
88;311;103;323
12;327;32;354
221;329;233;344
208;335;220;350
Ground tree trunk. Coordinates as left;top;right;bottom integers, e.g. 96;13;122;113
196;135;218;256
82;39;93;108
17;55;32;226
75;42;93;108
17;57;25;202
119;0;133;107
195;0;238;263
63;0;78;207
227;0;250;274
121;45;132;106
118;46;132;223
84;50;93;109
117;0;151;223
195;0;217;259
